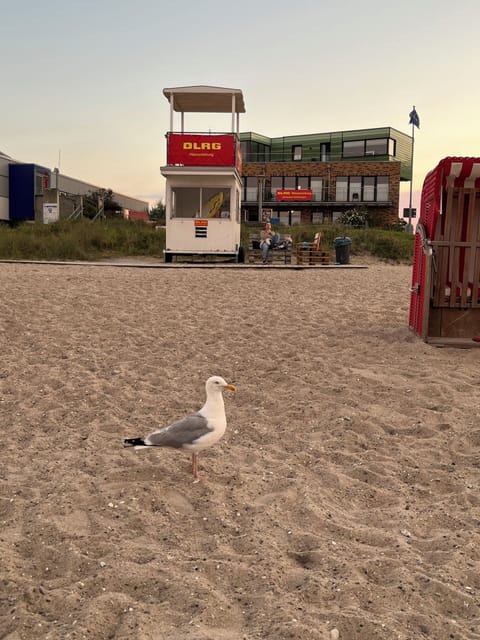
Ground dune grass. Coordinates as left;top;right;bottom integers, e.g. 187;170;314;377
0;219;165;261
242;224;414;263
0;219;414;263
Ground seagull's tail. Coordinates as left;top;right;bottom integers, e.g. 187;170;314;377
124;437;148;448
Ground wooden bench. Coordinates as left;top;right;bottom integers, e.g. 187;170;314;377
248;233;293;264
296;232;330;265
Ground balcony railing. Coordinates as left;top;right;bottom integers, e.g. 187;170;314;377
242;190;391;206
241;152;394;163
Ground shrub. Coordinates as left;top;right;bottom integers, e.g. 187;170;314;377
338;206;369;227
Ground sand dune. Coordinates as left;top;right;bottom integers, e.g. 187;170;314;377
1;260;479;640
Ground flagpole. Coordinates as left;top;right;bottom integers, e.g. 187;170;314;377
408;116;415;231
406;104;419;233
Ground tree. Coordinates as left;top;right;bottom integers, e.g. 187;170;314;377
103;189;122;214
149;200;166;224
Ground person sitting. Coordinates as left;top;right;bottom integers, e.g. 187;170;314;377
260;221;280;263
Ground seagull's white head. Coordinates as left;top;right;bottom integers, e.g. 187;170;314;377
205;376;236;393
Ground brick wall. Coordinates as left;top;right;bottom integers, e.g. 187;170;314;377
242;161;401;226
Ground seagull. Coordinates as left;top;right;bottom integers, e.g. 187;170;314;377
124;376;236;481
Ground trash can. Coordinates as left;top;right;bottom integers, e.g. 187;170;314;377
333;236;352;265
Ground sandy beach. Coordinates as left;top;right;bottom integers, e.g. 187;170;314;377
1;260;479;640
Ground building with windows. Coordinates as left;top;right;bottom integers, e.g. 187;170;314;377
239;127;412;226
0;149;148;223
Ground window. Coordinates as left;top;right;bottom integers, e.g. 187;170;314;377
35;171;48;195
171;187;198;218
171;186;230;218
336;177;348;201
271;177;283;196
335;176;390;202
343;138;395;158
240;140;271;162
349;177;361;201
292;145;302;161
343;140;365;157
270;176;317;196
311;177;323;201
240;141;247;161
377;176;389;201
365;139;387;156
284;176;296;189
363;177;375;201
244;177;258;201
298;176;309;190
366;138;396;157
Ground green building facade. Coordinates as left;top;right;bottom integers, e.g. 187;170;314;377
240;127;412;226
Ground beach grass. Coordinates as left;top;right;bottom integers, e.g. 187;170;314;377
0;219;166;261
0;219;414;263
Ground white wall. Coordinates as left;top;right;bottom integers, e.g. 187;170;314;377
0;155;11;220
0;197;8;220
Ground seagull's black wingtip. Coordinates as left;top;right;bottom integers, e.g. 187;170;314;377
124;437;146;447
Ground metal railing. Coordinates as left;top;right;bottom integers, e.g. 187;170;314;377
241;191;392;206
241;152;394;163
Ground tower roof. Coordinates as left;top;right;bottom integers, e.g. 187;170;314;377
162;85;245;113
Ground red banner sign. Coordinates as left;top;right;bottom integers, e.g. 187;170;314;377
168;134;236;167
276;189;313;201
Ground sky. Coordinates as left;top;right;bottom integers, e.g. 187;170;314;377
1;0;480;216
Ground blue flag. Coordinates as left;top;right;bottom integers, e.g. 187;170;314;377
409;107;420;129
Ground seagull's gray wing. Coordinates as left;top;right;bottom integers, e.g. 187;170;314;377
145;413;211;449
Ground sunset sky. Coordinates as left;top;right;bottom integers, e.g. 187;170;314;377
2;0;479;215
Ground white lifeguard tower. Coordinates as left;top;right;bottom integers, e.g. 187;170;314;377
161;85;246;263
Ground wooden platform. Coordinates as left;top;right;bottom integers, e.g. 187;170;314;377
295;231;330;265
296;245;330;265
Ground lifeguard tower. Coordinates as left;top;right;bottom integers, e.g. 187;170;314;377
409;157;480;347
161;86;245;263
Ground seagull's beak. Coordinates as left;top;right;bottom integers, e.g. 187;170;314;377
225;384;236;392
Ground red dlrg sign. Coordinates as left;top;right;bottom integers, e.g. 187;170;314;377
276;189;313;201
168;134;236;167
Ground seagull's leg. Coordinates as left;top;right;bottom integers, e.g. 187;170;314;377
192;453;206;483
192;453;201;482
191;453;198;478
